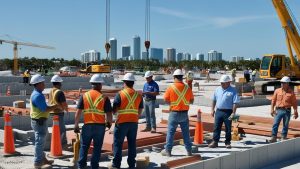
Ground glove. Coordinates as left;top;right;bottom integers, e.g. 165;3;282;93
106;122;112;130
74;126;80;133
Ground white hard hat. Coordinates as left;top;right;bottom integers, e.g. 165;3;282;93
51;75;63;83
219;75;231;83
144;71;153;78
173;69;184;76
90;74;104;83
280;76;291;83
122;73;136;81
30;74;45;85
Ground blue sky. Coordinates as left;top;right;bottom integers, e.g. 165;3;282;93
0;0;300;61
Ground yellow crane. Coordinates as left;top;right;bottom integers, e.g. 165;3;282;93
0;39;55;75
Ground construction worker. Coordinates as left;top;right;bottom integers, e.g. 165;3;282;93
23;69;30;84
244;68;250;82
74;74;113;169
161;69;194;157
185;71;194;89
30;74;61;169
141;71;159;133
251;69;257;82
231;68;236;83
209;75;240;149
269;76;298;142
48;75;68;148
110;73;143;168
206;69;211;82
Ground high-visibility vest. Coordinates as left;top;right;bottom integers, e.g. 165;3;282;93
83;90;106;124
117;88;142;124
168;83;191;111
49;88;63;114
23;72;30;77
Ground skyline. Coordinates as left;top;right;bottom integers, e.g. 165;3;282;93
0;0;300;61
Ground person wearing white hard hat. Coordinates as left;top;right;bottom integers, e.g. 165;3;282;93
185;71;194;88
110;73;143;168
269;76;298;143
74;74;112;169
141;71;159;133
209;75;240;149
23;69;31;85
30;74;62;168
161;69;194;157
48;75;68;148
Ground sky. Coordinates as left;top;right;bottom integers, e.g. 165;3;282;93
0;0;300;61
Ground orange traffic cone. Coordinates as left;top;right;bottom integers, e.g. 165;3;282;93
194;109;203;145
6;86;11;96
3;113;19;156
49;115;63;158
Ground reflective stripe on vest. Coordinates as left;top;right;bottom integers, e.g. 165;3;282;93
118;89;139;115
83;92;105;115
50;89;60;105
170;84;189;106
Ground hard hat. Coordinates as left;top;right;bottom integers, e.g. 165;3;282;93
30;74;45;85
173;69;184;76
122;73;136;81
280;76;291;83
51;75;63;83
90;74;104;83
144;71;153;78
186;71;194;80
219;75;231;83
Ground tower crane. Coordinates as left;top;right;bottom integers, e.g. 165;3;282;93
0;39;55;75
145;0;150;60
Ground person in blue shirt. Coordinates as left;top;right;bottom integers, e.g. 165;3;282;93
140;71;159;133
209;75;240;149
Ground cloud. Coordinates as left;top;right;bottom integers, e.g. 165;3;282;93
151;6;195;20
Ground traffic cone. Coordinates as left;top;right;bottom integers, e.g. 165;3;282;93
73;133;80;164
194;109;203;145
49;115;63;158
6;86;10;96
3;113;19;156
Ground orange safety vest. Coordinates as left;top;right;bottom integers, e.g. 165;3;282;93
117;88;142;124
83;90;106;124
167;83;192;111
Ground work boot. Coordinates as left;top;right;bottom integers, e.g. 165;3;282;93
151;128;156;133
33;163;51;169
107;162;118;169
43;157;54;165
140;127;151;132
208;141;218;148
269;136;277;143
161;149;171;157
225;144;231;149
281;136;288;141
186;150;193;156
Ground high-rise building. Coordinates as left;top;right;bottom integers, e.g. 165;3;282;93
196;53;205;61
208;50;222;62
109;38;117;60
184;53;192;60
150;48;163;63
81;50;101;63
122;45;131;59
177;52;184;62
133;35;141;60
166;48;176;62
142;51;148;60
232;56;244;63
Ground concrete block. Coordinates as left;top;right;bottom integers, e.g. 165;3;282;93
278;139;295;161
220;153;236;169
295;138;300;156
249;145;268;169
267;142;279;164
202;157;220;169
13;129;29;141
183;161;204;169
235;150;250;169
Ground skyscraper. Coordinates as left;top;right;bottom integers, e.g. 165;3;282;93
208;50;222;62
81;50;101;63
166;48;176;62
184;53;191;60
142;51;148;60
177;52;184;62
133;35;141;60
150;48;163;63
109;38;117;60
196;53;205;61
232;56;244;63
122;45;131;59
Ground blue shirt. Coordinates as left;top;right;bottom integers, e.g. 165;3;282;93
212;86;240;110
143;80;159;100
31;89;47;112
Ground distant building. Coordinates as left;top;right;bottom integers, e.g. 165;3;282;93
109;38;117;60
184;53;192;61
133;35;141;60
142;51;148;60
166;48;176;62
208;50;222;62
244;58;253;61
122;45;131;59
150;48;163;63
196;53;205;61
232;56;244;63
177;52;184;62
81;50;101;63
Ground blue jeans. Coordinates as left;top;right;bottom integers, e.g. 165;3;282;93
112;122;138;168
212;109;232;144
31;119;48;164
48;113;67;146
165;111;192;152
78;124;105;169
144;100;156;129
272;109;291;138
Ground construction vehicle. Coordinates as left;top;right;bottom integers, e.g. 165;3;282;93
255;0;300;94
0;38;55;75
79;64;111;73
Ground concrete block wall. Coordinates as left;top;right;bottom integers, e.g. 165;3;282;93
0;95;29;106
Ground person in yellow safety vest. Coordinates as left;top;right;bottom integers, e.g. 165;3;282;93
74;74;113;169
109;73;143;169
185;71;194;89
161;69;194;157
30;74;62;169
23;69;31;84
48;75;68;148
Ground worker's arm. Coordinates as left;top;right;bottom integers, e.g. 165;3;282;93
291;92;298;119
138;97;144;115
33;94;61;113
143;91;159;96
74;109;82;133
164;87;171;104
211;100;216;117
112;93;121;114
104;97;113;123
271;90;278;117
56;91;68;112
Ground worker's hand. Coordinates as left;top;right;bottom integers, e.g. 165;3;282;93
294;112;298;119
271;110;276;117
74;125;80;133
211;110;215;117
228;113;235;120
106;122;112;130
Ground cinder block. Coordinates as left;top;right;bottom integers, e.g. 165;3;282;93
235;150;250;169
250;145;269;169
267;142;279;163
183;161;204;169
203;157;220;169
278;139;295;161
220;153;236;169
295;138;300;156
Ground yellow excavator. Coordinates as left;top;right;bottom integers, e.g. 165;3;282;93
256;0;300;94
